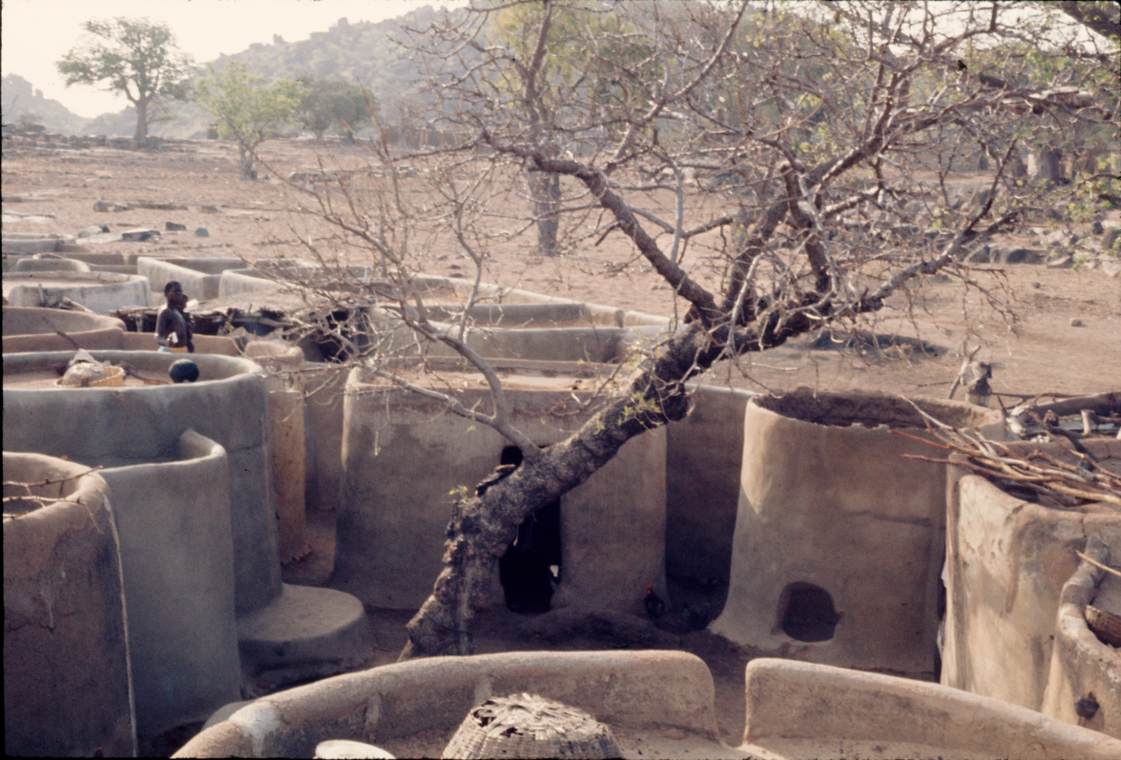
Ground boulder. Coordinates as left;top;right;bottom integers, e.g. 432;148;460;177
990;246;1046;265
165;221;187;232
121;227;160;242
77;224;111;237
93;199;129;212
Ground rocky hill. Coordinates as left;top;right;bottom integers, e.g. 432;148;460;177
1;74;91;134
216;10;441;109
21;5;456;139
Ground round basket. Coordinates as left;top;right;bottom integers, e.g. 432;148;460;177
1086;604;1121;647
58;364;125;387
441;693;621;759
88;365;125;387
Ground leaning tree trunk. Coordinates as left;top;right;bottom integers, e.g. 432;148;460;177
401;324;714;658
528;172;562;256
133;99;149;144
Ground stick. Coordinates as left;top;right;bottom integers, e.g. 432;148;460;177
1076;550;1121;579
59;297;95;314
54;330;82;350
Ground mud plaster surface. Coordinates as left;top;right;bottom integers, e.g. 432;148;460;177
282;511;758;748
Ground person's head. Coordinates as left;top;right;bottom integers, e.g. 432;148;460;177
169;359;200;384
163;281;186;308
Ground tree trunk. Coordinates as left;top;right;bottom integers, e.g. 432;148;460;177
529;172;562;256
1008;151;1028;179
402;325;713;658
133;99;149;145
1030;147;1065;184
238;143;257;180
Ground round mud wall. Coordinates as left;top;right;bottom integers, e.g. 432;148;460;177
174;651;716;758
941;438;1121;712
664;385;750;601
3;452;137;757
245;342;308;563
98;430;242;738
2;306;126;352
1041;539;1121;739
712;389;1000;676
336;372;667;614
2;349;280;614
3;271;150;313
14;256;92;273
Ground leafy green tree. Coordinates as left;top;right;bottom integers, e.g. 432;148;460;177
297;79;375;141
195;63;304;179
57;18;192;143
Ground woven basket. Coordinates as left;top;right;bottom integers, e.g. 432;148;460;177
441;693;621;759
59;363;125;387
1086;604;1121;647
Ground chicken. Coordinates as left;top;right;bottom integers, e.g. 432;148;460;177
643;583;666;619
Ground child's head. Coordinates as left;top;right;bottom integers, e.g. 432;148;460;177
163;281;186;307
169;359;200;383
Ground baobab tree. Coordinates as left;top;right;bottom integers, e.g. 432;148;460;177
263;0;1117;658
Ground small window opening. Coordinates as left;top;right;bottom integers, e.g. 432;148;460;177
778;582;839;642
492;446;562;614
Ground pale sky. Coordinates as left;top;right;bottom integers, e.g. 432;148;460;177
1;0;465;118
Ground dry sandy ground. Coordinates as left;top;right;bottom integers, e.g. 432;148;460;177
4;135;1120;753
4;134;1119;399
283;509;762;749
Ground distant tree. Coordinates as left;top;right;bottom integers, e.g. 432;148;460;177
297;79;375;141
195;63;304;179
57;18;192;143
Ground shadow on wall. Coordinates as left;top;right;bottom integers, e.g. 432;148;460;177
493;445;562;615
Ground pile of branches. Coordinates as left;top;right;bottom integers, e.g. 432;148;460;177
897;404;1121;509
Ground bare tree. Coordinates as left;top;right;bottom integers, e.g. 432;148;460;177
254;0;1117;658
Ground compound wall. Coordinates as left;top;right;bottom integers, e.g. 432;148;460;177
138;257;244;300
1041;538;1121;738
335;368;666;614
98;430;242;737
2;350;280;615
942;438;1121;712
174;651;717;758
742;658;1120;759
3;452;137;757
2;306;126;352
713;390;1000;677
3;271;150;313
664;385;751;594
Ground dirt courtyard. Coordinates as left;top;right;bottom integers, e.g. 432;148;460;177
4;134;1120;751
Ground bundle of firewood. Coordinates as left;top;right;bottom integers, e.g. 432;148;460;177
897;401;1120;509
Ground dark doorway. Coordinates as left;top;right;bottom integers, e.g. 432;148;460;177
492;446;562;614
778;582;840;642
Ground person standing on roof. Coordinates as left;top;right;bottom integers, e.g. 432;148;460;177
156;280;194;353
